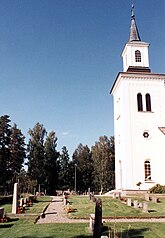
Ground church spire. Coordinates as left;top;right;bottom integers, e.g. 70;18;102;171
129;4;141;42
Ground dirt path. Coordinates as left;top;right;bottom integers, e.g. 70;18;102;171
36;196;87;224
36;196;165;224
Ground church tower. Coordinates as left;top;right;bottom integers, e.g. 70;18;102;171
110;5;165;191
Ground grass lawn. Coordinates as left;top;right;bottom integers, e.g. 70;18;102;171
0;195;165;237
102;222;165;238
0;222;165;238
67;195;165;218
2;196;52;215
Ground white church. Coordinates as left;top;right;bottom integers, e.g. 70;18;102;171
110;5;165;191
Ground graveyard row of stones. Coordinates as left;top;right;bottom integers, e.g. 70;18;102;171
112;192;160;213
17;195;37;214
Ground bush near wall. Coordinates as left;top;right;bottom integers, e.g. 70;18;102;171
149;184;165;194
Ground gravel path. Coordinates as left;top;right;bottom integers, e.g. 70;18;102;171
36;196;87;224
36;196;165;224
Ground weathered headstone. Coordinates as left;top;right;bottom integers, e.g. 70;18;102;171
152;196;158;203
89;214;95;232
0;207;4;218
12;183;18;214
134;200;138;208
127;198;132;206
63;197;67;205
88;188;90;197
112;193;116;199
93;198;102;238
24;198;27;205
144;193;150;201
143;202;148;213
20;198;24;207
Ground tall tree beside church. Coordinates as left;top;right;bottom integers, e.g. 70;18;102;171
72;144;93;193
91;136;115;193
44;131;60;194
8;123;26;191
0;115;11;193
27;123;46;188
58;146;72;190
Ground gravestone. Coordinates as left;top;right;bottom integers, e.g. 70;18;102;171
63;197;67;205
112;193;116;199
89;213;95;232
134;200;138;208
152;196;158;203
144;193;150;201
0;207;4;218
143;202;148;213
127;198;132;206
12;183;18;214
93;198;102;238
20;198;24;207
88;188;90;197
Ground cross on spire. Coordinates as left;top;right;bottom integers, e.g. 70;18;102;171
129;3;141;41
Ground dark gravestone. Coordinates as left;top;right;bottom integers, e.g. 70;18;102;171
93;198;102;238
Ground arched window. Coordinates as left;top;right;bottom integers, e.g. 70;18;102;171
146;94;151;111
144;160;151;180
135;50;141;62
137;93;143;111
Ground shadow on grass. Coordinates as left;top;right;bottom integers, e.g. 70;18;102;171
0;223;14;228
148;209;157;213
71;236;92;238
101;225;150;238
8;218;19;222
19;237;55;238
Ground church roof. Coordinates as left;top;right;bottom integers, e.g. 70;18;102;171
129;4;141;42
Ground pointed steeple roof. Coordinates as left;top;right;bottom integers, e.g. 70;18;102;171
129;4;141;42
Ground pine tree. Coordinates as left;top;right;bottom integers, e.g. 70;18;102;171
44;131;59;194
8;123;26;191
27;123;46;189
0;115;11;194
72;144;93;193
58;146;71;190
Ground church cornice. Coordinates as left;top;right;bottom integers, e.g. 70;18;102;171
110;72;165;94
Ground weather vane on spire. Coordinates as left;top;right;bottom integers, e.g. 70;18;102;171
131;0;135;19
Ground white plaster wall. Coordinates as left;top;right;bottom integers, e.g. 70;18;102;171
112;74;165;190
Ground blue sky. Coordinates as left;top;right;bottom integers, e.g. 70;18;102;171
0;0;164;156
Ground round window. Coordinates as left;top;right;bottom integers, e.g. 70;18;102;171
143;131;149;138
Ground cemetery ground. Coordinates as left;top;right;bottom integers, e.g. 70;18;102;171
0;194;165;237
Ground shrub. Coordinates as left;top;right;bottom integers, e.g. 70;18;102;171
149;184;165;194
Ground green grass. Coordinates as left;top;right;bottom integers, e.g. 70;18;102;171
26;196;52;214
2;196;52;215
0;195;165;237
0;222;165;238
67;195;165;219
0;222;92;238
102;222;165;238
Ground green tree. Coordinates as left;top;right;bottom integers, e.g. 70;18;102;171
8;123;26;192
72;144;93;193
44;131;60;194
91;136;115;193
0;115;11;194
27;123;46;188
58;146;72;190
18;168;37;194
